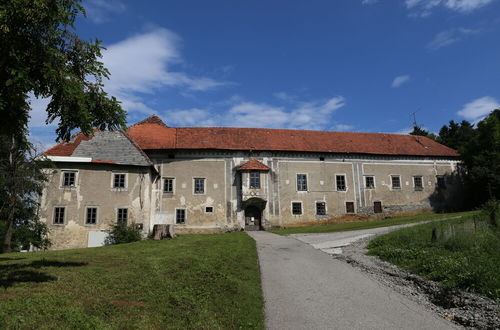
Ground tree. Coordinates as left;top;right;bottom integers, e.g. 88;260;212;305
409;125;437;140
461;110;500;205
437;120;476;154
0;0;126;252
0;137;52;252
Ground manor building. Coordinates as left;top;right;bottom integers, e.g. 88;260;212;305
40;115;461;249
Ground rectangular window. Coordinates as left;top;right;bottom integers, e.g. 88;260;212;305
85;207;97;225
163;178;174;193
194;178;205;194
117;208;128;226
391;175;401;190
316;202;326;215
336;175;346;191
176;209;186;224
414;176;423;191
296;174;307;191
62;171;76;187
436;175;446;189
365;176;375;189
292;202;302;215
53;207;65;224
249;171;260;189
205;206;213;213
113;173;126;189
346;202;355;213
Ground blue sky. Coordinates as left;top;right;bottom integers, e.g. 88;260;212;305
29;0;500;148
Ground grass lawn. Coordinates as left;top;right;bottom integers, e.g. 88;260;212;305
268;211;477;235
367;213;500;300
0;233;264;329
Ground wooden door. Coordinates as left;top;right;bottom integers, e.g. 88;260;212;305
374;201;382;213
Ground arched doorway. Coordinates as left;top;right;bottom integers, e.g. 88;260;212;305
245;205;262;231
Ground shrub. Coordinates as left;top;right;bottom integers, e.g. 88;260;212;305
106;224;142;245
482;199;499;227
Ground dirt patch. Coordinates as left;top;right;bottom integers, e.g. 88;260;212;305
338;238;499;329
282;209;431;228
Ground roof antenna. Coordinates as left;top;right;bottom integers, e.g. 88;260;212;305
410;109;420;129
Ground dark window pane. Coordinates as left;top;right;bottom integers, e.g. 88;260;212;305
437;176;446;189
316;202;326;215
391;176;401;189
54;207;65;224
292;202;302;215
86;207;97;224
113;174;126;188
117;208;128;226
164;178;174;193
414;176;423;191
194;178;205;194
62;172;76;187
249;171;260;189
297;174;307;191
336;175;346;191
206;207;213;213
176;209;186;224
365;176;375;189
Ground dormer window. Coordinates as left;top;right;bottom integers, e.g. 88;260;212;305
249;171;260;189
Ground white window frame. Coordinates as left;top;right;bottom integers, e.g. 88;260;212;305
296;173;308;192
176;208;186;224
315;201;327;216
413;176;424;191
193;178;206;195
60;170;78;188
364;175;375;189
390;175;401;190
291;201;303;215
85;206;98;225
335;173;347;191
111;172;128;190
53;206;66;225
163;177;175;194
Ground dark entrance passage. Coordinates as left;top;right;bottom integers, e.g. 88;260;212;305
374;201;383;213
245;205;262;231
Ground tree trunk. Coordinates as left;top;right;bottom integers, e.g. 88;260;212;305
2;196;16;253
152;224;175;240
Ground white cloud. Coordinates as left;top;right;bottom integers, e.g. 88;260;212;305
406;0;494;16
391;75;411;88
334;124;355;131
393;126;414;134
28;94;52;127
457;96;500;120
427;28;479;50
362;0;379;4
101;28;229;115
84;0;126;24
161;96;346;130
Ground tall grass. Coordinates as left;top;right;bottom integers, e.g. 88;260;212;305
367;214;500;300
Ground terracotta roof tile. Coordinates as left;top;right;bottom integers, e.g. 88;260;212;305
46;115;460;158
44;133;94;156
238;159;270;171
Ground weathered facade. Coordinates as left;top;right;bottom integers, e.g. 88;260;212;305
41;115;461;249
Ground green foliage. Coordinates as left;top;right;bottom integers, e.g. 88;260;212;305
0;0;126;141
409;125;437;140
482;199;499;227
0;233;264;329
106;224;142;245
269;211;476;235
368;214;500;300
436;110;500;207
0;137;53;252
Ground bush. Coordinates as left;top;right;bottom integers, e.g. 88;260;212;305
482;199;499;227
106;224;142;245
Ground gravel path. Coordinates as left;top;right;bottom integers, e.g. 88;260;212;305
247;231;458;330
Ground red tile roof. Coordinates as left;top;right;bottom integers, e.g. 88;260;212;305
46;115;460;158
238;159;270;171
44;132;94;156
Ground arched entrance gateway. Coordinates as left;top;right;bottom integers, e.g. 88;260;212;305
243;198;266;231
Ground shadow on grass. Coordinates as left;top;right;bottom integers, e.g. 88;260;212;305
0;257;26;262
0;259;87;289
